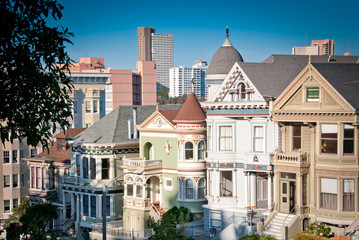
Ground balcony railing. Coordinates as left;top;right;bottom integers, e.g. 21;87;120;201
62;176;93;185
274;151;309;165
91;220;152;238
123;158;162;168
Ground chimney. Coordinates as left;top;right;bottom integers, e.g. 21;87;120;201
128;119;133;139
133;108;138;139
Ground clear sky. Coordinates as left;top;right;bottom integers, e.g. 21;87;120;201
56;0;359;70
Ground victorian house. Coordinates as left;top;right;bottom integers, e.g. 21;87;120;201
268;62;359;238
121;92;207;238
24;128;85;232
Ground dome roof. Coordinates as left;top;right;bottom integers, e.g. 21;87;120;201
207;28;243;75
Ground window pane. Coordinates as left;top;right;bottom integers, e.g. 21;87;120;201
307;87;319;102
83;195;89;216
90;158;96;179
343;179;355;211
321;124;337;154
90;196;96;217
292;125;301;150
185;142;193;160
344;124;354;154
253;126;264;152
106;196;110;216
198;141;204;160
127;184;133;196
185;180;194;199
83;157;88;178
220;171;233;197
219;126;232;151
136;185;143;198
102;158;109;179
198;178;205;199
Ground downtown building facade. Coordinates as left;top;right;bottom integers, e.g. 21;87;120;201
169;60;208;98
137;27;174;91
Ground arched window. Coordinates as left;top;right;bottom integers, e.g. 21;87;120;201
185;179;194;200
127;184;133;197
238;83;246;100
198;178;205;199
185;142;193;160
127;176;133;182
198;141;205;160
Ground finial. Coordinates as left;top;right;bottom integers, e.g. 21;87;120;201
308;55;311;65
226;26;229;39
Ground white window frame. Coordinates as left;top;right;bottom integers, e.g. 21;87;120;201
218;124;235;152
252;124;265;153
207;125;212;151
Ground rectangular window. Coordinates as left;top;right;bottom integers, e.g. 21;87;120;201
253;126;264;152
36;167;41;189
136;185;143;198
127;184;133;196
31;167;35;188
307;87;319;102
93;100;98;113
76;155;81;176
4;175;10;188
292;125;301;151
90;158;96;179
320;178;337;210
3;151;10;163
207;125;212;151
90;196;96;218
13;198;18;208
102;158;109;180
220;171;233;197
30;148;37;157
321;124;337;154
83;195;89;216
85;101;91;113
219;126;232;151
4;200;10;213
12;150;18;163
106;196;110;216
344;124;354;154
343;179;355;211
21;174;25;187
83;157;88;178
13;174;18;188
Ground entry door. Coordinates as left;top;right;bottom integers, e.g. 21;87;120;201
290;181;296;213
280;181;290;213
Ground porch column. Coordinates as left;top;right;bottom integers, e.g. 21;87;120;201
160;179;163;207
244;172;249;208
233;170;237;198
62;192;67;220
71;193;75;217
297;173;303;209
268;173;273;210
250;172;256;208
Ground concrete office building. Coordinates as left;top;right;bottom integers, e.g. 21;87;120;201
169;60;208;98
137;27;174;91
311;39;335;55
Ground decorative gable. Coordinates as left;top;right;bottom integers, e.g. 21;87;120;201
139;111;175;130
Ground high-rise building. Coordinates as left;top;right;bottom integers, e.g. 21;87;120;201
169;60;207;98
311;39;335;55
137;27;174;91
137;27;155;61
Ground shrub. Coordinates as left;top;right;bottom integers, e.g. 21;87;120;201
238;234;277;240
305;222;331;238
294;231;331;240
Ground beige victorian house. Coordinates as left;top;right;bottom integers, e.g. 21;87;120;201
264;61;359;238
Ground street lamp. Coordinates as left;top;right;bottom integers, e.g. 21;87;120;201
102;169;144;240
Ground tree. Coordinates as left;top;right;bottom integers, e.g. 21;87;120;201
5;200;59;240
147;206;193;240
4;198;30;228
0;0;74;148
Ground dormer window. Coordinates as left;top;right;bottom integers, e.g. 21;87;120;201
307;87;319;102
238;83;246;100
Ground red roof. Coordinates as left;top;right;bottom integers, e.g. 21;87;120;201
173;91;206;123
158;110;180;125
54;128;86;139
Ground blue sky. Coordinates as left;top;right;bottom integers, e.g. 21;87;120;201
56;0;359;70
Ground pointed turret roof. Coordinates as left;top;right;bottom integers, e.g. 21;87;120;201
173;91;206;123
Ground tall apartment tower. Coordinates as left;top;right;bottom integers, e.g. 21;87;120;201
137;27;174;91
137;27;155;61
311;39;335;55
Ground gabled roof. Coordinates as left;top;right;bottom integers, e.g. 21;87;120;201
173;91;206;123
74;104;182;144
158;110;180;125
263;54;359;64
54;128;86;139
312;63;359;110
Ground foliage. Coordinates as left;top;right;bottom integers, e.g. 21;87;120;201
147;206;193;240
5;201;59;240
305;221;331;238
4;198;30;227
157;86;169;100
294;231;331;240
157;86;190;105
0;0;74;148
238;234;277;240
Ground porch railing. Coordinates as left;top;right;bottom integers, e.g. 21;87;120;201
275;151;309;164
123;159;162;168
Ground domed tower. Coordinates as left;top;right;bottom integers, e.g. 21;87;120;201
206;27;243;99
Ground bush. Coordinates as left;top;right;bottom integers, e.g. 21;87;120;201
294;231;331;240
238;234;277;240
305;222;331;238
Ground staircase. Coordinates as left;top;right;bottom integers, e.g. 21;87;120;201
152;201;166;219
263;213;295;239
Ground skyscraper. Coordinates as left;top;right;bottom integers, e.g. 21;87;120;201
311;39;335;55
137;27;174;91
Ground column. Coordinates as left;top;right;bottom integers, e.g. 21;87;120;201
267;173;273;210
250;173;256;208
297;173;302;210
273;171;279;211
62;192;67;220
244;172;249;208
233;170;237;198
76;194;80;222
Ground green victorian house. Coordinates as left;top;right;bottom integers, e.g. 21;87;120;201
122;91;207;235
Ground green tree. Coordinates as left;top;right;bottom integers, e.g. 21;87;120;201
0;0;74;148
4;198;30;227
6;201;59;240
147;206;193;240
157;86;169;100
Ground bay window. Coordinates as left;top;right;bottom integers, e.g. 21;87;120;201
320;178;337;210
321;124;337;154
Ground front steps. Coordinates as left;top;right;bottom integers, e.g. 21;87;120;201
263;213;295;239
